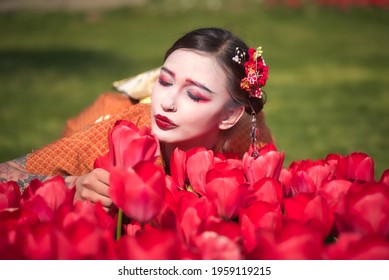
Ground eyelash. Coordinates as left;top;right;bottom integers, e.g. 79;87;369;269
187;92;202;102
158;79;171;87
158;78;205;103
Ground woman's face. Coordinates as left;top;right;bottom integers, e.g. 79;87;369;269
151;49;235;151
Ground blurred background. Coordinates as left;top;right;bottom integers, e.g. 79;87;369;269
0;0;388;178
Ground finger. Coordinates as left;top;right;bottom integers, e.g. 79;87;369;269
94;168;110;185
93;193;112;208
82;181;112;205
80;170;110;197
88;178;110;198
91;169;110;197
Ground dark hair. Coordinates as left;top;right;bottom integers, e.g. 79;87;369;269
164;27;266;114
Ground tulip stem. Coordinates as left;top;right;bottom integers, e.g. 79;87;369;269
116;208;123;240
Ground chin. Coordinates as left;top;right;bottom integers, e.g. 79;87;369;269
152;129;175;144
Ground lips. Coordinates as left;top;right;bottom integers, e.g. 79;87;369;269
154;114;178;130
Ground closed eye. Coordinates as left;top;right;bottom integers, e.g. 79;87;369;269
158;79;172;87
187;91;207;103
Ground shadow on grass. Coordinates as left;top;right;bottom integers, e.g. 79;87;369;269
0;48;145;76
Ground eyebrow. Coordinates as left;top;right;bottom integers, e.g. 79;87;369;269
161;66;175;78
186;79;215;94
161;66;215;94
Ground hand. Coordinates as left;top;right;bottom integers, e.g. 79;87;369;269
73;168;112;211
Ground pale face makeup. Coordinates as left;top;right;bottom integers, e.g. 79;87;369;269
151;49;236;152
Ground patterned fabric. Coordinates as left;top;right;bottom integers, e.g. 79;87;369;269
26;102;151;176
62;92;133;137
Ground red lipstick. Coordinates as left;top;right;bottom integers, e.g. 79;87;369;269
155;114;178;130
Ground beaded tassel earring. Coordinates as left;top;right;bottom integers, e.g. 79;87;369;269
250;106;258;158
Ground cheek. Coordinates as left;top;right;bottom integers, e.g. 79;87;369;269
150;84;158;101
151;86;161;110
180;105;223;128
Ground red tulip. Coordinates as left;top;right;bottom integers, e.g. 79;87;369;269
111;120;159;167
250;177;283;205
240;201;283;253
288;170;317;196
60;200;115;232
325;153;342;167
319;179;353;210
336;182;389;237
0;220;21;259
116;227;180;260
335;152;375;182
123;221;142;237
50;201;116;259
156;202;177;231
288;158;329;172
178;206;202;245
20;178;44;202
169;148;187;190
93;152;110;170
20;195;53;223
283;193;334;238
0;181;21;210
380;168;389;187
281;160;333;196
186;148;214;195
325;232;389;260
243;143;284;184
94;120;159;171
176;194;215;245
248;220;324;260
169;190;200;221
205;161;248;219
34;176;74;212
9;223;56;259
109;162;166;223
193;231;242;260
57;215;116;259
240;201;283;232
306;164;334;189
206;219;241;243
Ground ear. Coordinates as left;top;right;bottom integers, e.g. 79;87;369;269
218;105;245;130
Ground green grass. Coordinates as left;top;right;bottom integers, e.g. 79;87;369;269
0;3;388;178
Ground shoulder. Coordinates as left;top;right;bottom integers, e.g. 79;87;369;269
114;103;151;128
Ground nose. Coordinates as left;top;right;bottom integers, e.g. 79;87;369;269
161;94;178;112
161;103;177;112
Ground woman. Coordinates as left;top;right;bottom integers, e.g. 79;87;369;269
0;27;273;211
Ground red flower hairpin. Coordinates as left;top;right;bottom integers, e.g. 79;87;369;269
235;46;269;99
